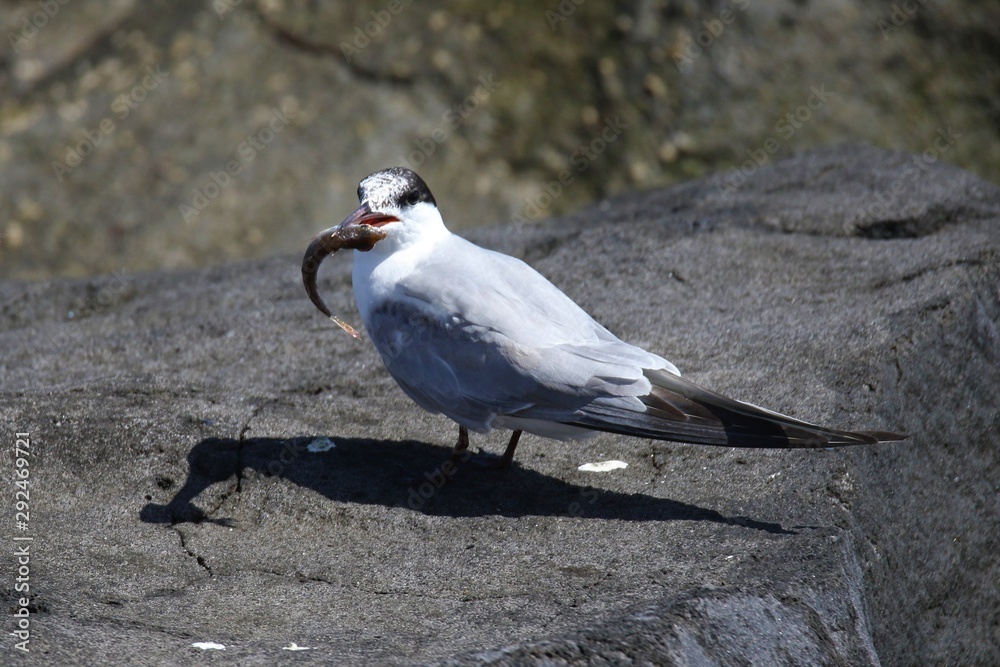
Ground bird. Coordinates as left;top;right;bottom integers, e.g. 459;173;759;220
304;167;905;469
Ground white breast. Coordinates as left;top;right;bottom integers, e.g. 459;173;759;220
351;203;452;326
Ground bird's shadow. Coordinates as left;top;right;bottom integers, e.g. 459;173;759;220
139;436;795;535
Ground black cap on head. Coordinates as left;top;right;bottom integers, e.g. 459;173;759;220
358;167;437;210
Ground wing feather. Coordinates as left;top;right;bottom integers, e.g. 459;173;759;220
570;369;906;448
361;236;904;447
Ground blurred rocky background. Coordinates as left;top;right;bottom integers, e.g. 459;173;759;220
1;0;998;280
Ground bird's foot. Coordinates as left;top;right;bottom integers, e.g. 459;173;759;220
399;427;521;482
465;450;514;470
463;429;521;470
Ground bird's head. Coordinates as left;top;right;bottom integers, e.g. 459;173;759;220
301;168;443;329
337;167;445;250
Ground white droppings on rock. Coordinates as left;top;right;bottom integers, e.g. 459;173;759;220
282;642;312;651
307;437;337;453
191;641;225;650
578;460;628;472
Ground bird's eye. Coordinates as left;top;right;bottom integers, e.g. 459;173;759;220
357;186;364;202
403;190;421;206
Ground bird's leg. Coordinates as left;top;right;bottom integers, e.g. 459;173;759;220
470;430;522;470
445;427;522;470
449;426;470;464
497;430;522;468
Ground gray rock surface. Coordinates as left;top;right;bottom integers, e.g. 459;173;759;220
2;145;998;665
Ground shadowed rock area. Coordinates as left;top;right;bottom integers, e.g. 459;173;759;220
2;145;998;665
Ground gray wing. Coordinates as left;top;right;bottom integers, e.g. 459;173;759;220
365;296;664;432
364;241;674;432
364;239;905;447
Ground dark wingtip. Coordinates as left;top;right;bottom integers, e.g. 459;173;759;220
858;431;908;443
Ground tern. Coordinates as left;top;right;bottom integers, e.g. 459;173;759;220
303;167;904;469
